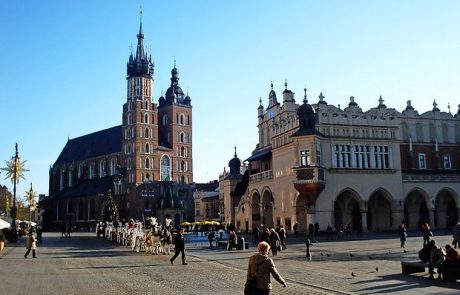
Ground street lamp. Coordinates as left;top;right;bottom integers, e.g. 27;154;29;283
1;144;28;243
25;183;36;222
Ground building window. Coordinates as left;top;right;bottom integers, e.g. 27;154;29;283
135;78;140;96
181;146;185;157
163;115;168;125
354;145;370;168
374;146;389;169
316;143;321;166
180;160;185;172
68;170;73;187
145;143;150;154
145;157;150;169
99;160;106;177
444;154;452;169
127;158;132;170
144;113;149;124
145;100;149;110
145;128;149;139
418;153;426;169
110;159;117;175
334;145;351;168
300;150;310;167
160;155;171;181
180;114;185;125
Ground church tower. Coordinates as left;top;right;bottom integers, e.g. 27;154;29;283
122;13;158;185
158;62;193;184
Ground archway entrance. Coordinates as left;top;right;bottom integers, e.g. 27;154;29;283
334;190;362;233
404;190;429;229
435;190;458;229
261;190;274;228
251;192;261;228
367;190;393;231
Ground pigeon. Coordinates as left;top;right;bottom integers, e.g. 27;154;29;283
404;249;408;253
321;252;324;256
388;250;391;254
326;253;332;257
376;267;379;272
349;253;354;257
351;272;356;278
369;256;374;260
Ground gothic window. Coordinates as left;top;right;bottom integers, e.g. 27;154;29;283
78;164;83;179
180;160;185;172
145;157;150;169
160;155;171;181
89;164;95;179
180;132;185;143
444;154;452;169
135;78;140;96
418;153;426;169
145;128;149;139
127;114;132;125
145;113;149;124
110;159;117;175
127;158;132;170
68;170;73;187
145;143;150;153
180;114;185;125
99;160;106;177
145;100;149;110
163;115;168;125
181;146;185;157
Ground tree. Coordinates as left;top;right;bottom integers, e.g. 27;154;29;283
102;190;119;223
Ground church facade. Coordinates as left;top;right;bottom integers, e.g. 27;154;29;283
222;82;460;233
43;18;194;230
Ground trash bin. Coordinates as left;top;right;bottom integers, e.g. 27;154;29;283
237;237;245;250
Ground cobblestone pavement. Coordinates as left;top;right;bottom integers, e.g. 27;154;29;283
0;231;459;295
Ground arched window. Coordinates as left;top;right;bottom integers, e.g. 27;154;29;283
99;160;105;177
180;114;185;125
145;128;149;139
181;146;185;157
180;132;185;143
127;114;132;125
145;100;149;110
110;159;117;175
163;114;168;125
127;158;132;170
145;113;149;124
180;160;185;172
145;143;150;153
160;155;171;181
145;157;150;169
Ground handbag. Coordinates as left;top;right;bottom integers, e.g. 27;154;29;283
244;260;263;295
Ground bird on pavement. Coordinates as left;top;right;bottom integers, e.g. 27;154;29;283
321;252;324;256
404;249;408;253
326;253;332;257
349;253;354;257
388;250;391;254
369;256;374;260
351;272;356;278
376;267;379;272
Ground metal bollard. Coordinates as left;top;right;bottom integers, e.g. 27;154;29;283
305;238;312;260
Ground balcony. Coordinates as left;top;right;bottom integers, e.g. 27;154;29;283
249;170;273;183
293;166;326;184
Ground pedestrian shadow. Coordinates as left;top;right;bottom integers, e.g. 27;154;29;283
353;273;459;294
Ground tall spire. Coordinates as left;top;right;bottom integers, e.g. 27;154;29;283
136;7;145;61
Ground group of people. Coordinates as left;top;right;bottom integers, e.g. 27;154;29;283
417;221;460;281
252;225;287;257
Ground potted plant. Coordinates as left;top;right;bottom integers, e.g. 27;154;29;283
0;230;5;252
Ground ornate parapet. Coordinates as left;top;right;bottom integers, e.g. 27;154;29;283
249;170;273;183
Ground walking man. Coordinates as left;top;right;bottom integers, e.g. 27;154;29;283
170;228;187;265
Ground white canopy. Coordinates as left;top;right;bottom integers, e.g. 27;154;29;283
0;218;11;229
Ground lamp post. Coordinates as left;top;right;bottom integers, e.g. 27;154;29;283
1;144;28;243
25;182;36;222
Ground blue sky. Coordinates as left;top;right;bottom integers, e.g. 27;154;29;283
1;1;459;200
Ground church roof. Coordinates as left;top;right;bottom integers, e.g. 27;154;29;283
54;125;122;166
51;176;115;200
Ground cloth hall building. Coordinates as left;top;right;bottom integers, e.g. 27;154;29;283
43;19;194;230
222;82;460;233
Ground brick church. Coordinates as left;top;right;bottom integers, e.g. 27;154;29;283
43;18;194;230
